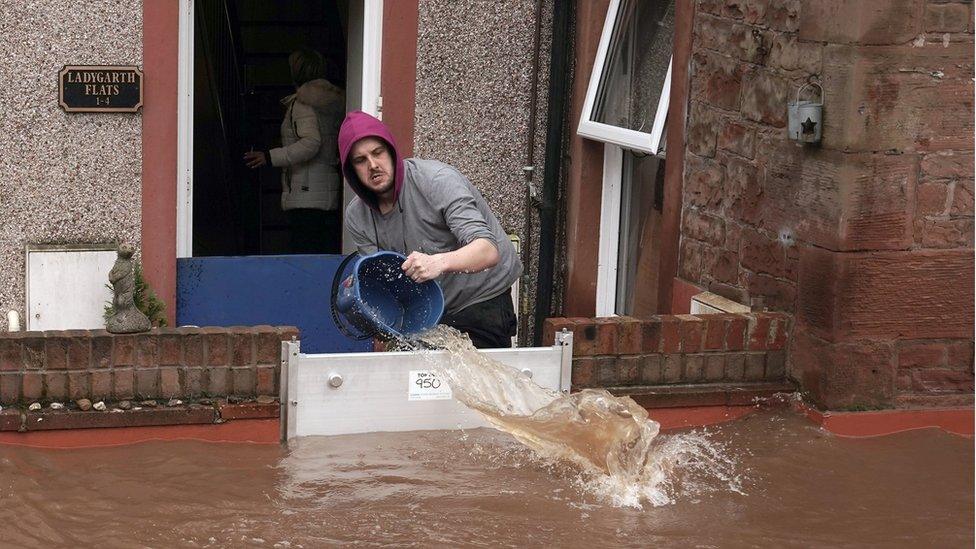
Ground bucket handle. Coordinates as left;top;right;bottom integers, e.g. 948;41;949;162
794;81;823;105
330;252;377;341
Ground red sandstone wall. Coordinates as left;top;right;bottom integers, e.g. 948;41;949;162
678;0;974;409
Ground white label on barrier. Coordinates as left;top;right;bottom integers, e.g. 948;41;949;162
408;370;452;401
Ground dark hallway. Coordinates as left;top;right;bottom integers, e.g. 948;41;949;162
193;0;348;257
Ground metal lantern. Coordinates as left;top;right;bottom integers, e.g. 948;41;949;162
788;82;823;144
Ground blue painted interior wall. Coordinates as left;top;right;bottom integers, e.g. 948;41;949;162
177;255;371;353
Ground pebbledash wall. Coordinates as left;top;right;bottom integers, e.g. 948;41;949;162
413;0;556;340
0;0;144;331
678;0;974;409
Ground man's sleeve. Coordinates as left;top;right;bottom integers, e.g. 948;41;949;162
346;207;379;255
429;167;498;248
269;102;321;167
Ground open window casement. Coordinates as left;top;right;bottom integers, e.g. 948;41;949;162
578;0;674;156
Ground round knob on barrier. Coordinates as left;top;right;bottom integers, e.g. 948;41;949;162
328;373;343;388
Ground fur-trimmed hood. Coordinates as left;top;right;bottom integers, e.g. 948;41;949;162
283;78;344;109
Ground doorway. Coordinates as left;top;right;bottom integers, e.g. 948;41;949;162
614;151;665;316
182;0;380;258
596;145;666;318
174;0;381;351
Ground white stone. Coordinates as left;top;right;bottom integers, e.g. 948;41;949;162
93;401;107;411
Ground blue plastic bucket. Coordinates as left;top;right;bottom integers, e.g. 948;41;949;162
332;251;445;340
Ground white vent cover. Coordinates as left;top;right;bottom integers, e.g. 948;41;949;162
26;246;116;331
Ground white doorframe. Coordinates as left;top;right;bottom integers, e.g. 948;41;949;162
342;0;384;254
176;0;195;258
175;0;384;258
360;0;383;118
595;144;623;317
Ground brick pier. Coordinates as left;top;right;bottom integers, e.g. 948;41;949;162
544;313;795;408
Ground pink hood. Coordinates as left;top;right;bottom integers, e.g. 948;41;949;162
338;111;404;211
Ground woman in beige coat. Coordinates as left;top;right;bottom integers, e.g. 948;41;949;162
244;48;345;253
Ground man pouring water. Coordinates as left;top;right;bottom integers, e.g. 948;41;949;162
338;111;522;349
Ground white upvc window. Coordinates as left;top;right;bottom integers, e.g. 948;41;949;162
578;0;674;156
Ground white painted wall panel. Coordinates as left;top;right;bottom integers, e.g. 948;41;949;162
27;249;116;330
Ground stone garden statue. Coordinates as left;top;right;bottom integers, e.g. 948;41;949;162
105;243;151;334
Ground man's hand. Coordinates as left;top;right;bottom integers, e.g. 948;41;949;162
243;150;268;169
401;239;499;283
402;252;448;283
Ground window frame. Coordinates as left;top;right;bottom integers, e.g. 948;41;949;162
577;0;672;155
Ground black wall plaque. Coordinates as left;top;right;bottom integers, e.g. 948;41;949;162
59;65;143;113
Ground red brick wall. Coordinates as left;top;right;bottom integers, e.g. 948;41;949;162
0;326;297;406
543;313;791;390
679;0;974;409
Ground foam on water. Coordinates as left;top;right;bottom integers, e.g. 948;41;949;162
399;325;742;509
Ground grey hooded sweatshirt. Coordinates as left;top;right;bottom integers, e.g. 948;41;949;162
339;111;522;315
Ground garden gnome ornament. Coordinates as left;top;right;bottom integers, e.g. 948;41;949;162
105;243;151;333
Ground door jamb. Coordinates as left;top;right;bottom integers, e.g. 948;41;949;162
176;0;194;258
595;144;622;317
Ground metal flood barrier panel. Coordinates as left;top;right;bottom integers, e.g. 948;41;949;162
281;331;573;440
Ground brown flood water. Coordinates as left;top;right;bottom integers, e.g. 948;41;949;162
0;410;971;548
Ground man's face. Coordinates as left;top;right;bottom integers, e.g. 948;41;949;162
349;137;395;198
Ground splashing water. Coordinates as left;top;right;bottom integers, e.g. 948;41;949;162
398;325;742;509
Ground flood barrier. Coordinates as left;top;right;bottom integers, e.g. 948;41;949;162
280;331;573;439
